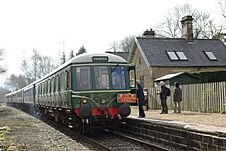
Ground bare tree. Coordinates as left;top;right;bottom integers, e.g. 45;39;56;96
201;20;224;39
30;49;41;80
5;74;27;91
108;41;120;52
21;50;58;83
109;36;135;52
119;36;135;52
38;56;56;77
21;58;33;84
219;0;226;19
158;3;222;39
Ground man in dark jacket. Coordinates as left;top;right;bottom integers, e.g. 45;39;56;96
136;80;145;118
173;82;182;113
159;81;168;114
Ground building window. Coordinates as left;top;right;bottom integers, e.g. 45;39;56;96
166;51;188;61
176;52;188;60
166;51;179;60
204;51;217;61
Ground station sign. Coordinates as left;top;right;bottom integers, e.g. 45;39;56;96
117;93;137;103
92;56;109;62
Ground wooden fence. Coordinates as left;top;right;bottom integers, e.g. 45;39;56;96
148;82;226;113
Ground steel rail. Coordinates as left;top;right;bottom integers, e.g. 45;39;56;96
111;131;173;151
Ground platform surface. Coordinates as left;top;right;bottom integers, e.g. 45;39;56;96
130;107;226;136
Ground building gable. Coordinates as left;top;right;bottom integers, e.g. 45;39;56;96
128;38;150;67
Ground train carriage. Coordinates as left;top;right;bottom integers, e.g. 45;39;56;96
6;53;137;133
6;89;23;108
23;84;35;113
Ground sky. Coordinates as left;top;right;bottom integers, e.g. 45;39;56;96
0;0;223;86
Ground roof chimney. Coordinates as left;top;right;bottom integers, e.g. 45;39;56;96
143;28;155;38
181;16;193;40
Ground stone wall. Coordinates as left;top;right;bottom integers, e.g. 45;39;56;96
120;118;226;151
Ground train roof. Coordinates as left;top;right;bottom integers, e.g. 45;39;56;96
5;53;129;97
69;53;127;64
38;53;128;82
5;88;23;96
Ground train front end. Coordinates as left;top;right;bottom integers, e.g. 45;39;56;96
70;53;136;122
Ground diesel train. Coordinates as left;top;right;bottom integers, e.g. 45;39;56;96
6;53;137;133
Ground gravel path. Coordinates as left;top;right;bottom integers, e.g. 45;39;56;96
0;104;95;151
131;107;226;128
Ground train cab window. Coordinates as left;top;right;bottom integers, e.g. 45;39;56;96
111;66;126;89
76;67;91;90
94;66;110;89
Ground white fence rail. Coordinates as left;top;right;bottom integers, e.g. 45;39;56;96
148;82;226;113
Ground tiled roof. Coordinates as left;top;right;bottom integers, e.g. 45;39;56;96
106;51;129;61
136;37;226;67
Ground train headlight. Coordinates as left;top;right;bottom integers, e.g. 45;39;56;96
101;99;106;104
82;100;87;104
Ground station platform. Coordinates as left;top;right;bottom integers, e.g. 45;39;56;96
130;107;226;136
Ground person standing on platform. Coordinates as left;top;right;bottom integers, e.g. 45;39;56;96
173;82;182;113
159;81;169;114
136;80;146;118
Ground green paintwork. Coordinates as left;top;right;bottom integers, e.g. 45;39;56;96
6;53;136;110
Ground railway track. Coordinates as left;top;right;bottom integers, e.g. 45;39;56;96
35;114;173;151
86;129;173;151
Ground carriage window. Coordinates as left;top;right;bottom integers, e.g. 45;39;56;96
45;81;48;94
48;79;51;93
51;77;55;92
94;66;110;89
60;72;65;90
42;83;44;94
66;71;71;89
39;84;41;94
56;75;60;91
111;66;126;89
76;67;91;90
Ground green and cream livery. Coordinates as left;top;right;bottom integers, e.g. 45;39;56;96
6;53;137;127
